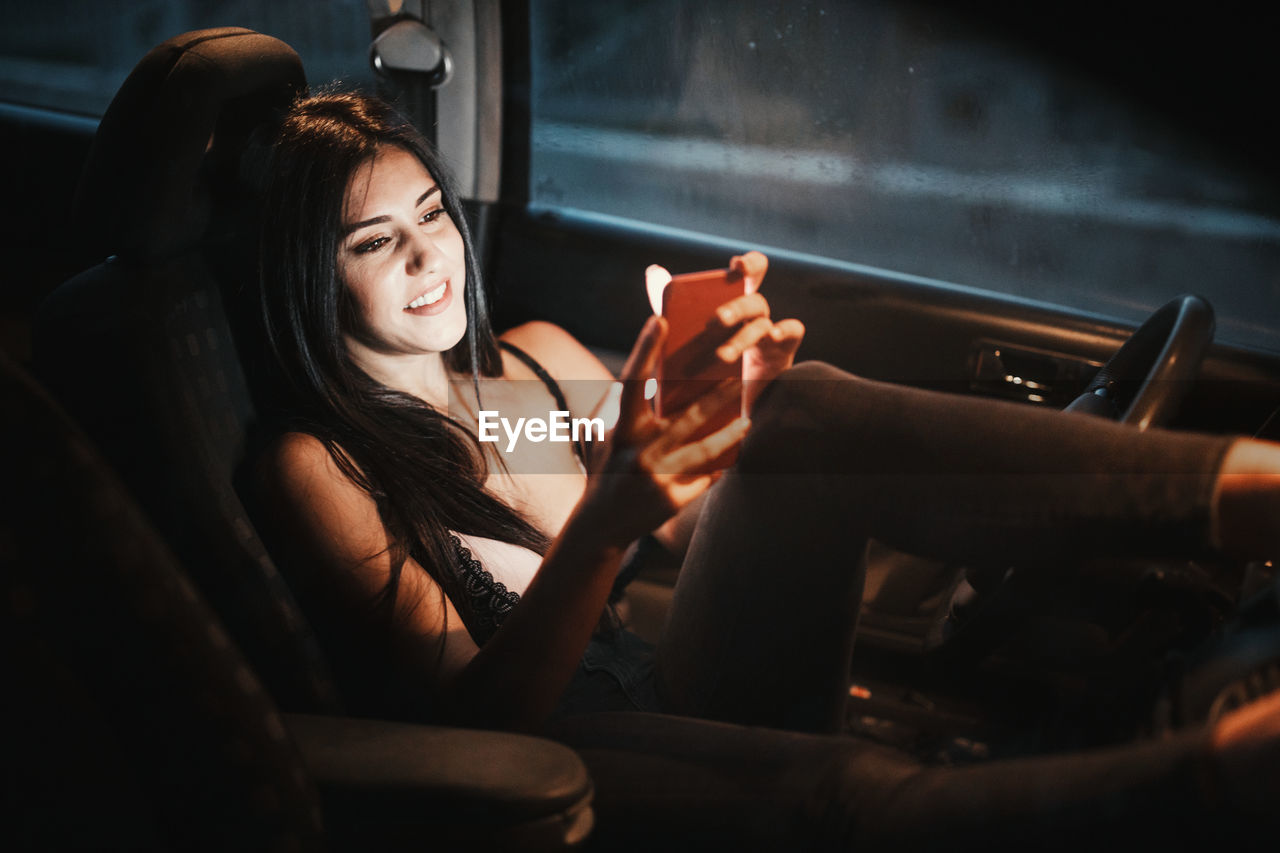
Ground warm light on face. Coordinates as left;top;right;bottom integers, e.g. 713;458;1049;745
336;145;469;363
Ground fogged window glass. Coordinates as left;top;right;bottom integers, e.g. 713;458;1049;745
0;0;374;117
530;0;1280;353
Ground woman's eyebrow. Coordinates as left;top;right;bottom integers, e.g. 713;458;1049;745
341;186;441;237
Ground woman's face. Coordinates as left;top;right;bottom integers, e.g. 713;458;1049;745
337;145;468;363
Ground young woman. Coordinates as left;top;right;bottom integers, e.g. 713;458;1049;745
254;91;1280;847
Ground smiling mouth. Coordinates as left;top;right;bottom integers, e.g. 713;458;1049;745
405;281;448;310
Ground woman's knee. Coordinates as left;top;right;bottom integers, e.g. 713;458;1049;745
751;360;843;422
742;361;851;468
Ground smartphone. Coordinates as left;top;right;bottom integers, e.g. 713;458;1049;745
657;266;746;445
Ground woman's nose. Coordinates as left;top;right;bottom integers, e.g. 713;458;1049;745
405;229;442;275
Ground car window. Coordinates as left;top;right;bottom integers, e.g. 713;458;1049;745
0;0;375;117
529;0;1280;354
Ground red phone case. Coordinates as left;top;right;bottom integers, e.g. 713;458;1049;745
657;267;745;445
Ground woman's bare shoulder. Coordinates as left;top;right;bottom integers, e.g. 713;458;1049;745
259;431;351;501
256;431;389;560
262;430;335;478
500;320;616;382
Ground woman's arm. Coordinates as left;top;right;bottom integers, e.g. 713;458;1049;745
262;431;635;730
261;432;482;696
263;318;747;731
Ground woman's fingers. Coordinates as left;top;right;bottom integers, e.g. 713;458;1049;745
644;378;742;458
679;290;773;369
766;317;806;348
717;316;775;363
617;315;665;437
653;416;751;477
743;318;806;414
620;314;663;382
715;291;770;327
744;318;806;369
730;251;769;295
663;473;717;513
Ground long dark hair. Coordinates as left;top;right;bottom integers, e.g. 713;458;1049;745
257;92;549;632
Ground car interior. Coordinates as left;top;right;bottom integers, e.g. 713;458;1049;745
3;1;1279;848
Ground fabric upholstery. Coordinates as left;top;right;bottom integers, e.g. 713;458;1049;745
1;349;325;850
76;27;305;261
34;28;340;713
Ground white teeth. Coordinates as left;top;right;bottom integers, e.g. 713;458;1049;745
406;281;447;309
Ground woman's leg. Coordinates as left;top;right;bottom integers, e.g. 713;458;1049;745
655;465;865;731
737;362;1236;566
656;362;872;731
655;361;1236;730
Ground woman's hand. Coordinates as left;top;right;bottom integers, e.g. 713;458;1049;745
576;314;749;547
724;252;805;411
649;251;805;413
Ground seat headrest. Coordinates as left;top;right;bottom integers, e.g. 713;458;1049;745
76;28;305;262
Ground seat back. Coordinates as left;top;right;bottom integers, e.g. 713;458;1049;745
1;349;324;850
33;28;340;713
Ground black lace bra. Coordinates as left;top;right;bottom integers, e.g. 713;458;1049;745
449;534;521;645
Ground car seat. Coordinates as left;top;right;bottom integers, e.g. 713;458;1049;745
33;27;335;713
2;346;323;850
29;27;593;849
2;346;593;850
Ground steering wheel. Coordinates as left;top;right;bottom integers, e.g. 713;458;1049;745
1063;294;1215;430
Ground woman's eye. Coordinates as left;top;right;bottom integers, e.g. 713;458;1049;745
421;208;447;225
355;236;390;254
